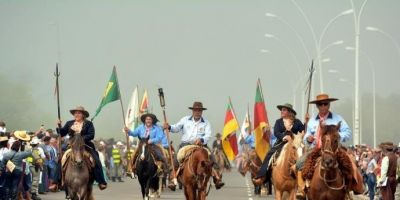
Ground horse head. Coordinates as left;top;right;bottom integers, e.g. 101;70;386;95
195;152;213;190
138;138;150;161
320;122;341;169
69;133;85;167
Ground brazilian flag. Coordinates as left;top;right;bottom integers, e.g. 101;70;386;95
92;66;121;121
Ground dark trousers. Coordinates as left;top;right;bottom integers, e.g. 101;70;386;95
87;148;107;185
256;141;285;178
5;169;22;200
366;173;376;200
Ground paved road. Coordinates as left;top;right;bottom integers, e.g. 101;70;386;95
40;170;373;200
40;170;275;200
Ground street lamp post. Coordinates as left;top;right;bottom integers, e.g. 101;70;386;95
366;26;400;61
350;0;369;145
345;46;377;147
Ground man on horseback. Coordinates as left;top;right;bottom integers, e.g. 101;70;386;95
253;103;304;185
57;106;107;190
212;133;231;170
124;113;167;177
296;94;362;199
164;101;225;189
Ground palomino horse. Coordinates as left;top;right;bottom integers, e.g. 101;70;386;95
135;139;160;200
64;134;94;200
180;146;213;200
271;131;304;200
307;123;349;200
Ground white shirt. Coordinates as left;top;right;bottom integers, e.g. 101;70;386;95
170;116;212;145
0;147;10;161
380;156;389;181
98;151;106;167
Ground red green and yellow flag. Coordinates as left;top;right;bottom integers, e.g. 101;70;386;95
140;89;149;114
254;79;270;160
222;98;240;161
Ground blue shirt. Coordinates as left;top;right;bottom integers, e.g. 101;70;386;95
244;134;255;149
128;124;164;144
170;116;212;145
161;132;169;148
304;112;352;148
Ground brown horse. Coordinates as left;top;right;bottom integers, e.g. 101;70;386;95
180;147;213;200
212;148;228;178
307;123;348;200
271;131;304;200
64;134;94;200
239;148;267;195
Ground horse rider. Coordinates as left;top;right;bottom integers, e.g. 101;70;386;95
124;113;167;176
111;141;124;182
56;106;107;190
212;133;231;170
295;94;359;199
163;101;225;189
253;103;304;186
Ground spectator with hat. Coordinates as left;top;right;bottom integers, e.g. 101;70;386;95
379;142;398;200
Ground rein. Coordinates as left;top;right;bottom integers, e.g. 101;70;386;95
184;147;211;197
318;163;345;190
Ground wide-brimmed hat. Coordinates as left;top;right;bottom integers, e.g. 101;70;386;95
309;94;339;104
140;113;159;124
70;106;90;118
0;135;8;142
379;142;395;152
14;130;31;141
277;103;297;115
30;137;41;145
189;102;207;110
215;133;222;138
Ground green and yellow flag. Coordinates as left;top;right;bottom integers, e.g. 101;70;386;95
92;67;121;121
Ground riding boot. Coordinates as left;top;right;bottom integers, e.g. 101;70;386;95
90;149;107;190
212;168;225;189
296;171;306;200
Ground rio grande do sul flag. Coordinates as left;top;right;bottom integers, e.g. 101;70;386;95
140;89;149;114
222;98;240;161
254;79;270;160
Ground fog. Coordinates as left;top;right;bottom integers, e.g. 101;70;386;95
1;0;399;146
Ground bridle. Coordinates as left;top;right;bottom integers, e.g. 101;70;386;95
319;133;344;191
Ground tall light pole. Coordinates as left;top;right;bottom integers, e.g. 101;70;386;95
317;9;353;93
345;46;377;147
350;0;368;145
365;26;400;60
265;12;311;62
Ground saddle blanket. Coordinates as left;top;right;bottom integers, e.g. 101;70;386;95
177;145;210;163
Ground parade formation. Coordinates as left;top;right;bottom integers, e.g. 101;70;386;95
2;1;400;200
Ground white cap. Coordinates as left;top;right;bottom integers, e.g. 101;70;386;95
99;141;105;146
116;141;123;146
30;137;41;145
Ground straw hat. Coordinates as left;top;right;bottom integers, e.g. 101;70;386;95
70;106;90;118
0;135;8;142
14;130;31;141
309;94;339;104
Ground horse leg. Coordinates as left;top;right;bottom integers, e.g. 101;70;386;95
275;189;282;200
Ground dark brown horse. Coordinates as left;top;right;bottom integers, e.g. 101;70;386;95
180;147;213;200
64;134;94;200
308;123;347;200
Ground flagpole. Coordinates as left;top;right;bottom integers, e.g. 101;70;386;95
113;66;132;174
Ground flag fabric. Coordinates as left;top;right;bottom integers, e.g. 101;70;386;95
92;67;121;121
140;89;149;114
254;79;270;160
126;86;140;130
222;98;240;161
240;110;251;140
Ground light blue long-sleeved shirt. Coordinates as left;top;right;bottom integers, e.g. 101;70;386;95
128;124;163;144
303;112;352;148
170;116;211;145
244;134;255;149
161;132;169;148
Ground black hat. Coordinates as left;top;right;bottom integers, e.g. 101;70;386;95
277;103;297;115
140;113;159;125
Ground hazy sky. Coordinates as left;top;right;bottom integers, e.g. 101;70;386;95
1;0;399;140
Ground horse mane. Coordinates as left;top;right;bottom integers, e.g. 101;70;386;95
336;148;354;184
